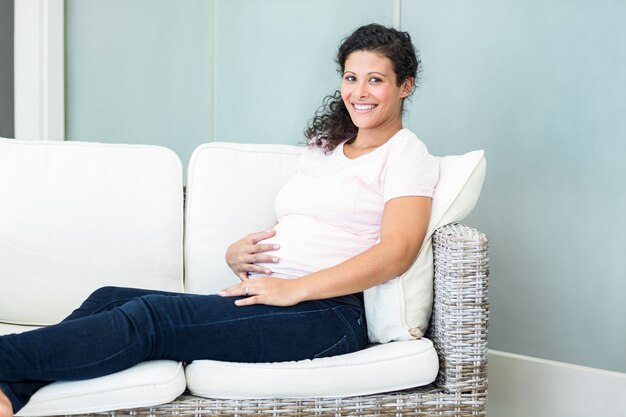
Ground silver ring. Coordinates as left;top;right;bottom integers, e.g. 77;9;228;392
245;287;249;296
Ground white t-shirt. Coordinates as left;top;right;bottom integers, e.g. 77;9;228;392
252;128;439;279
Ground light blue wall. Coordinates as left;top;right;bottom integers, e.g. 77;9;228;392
66;0;391;164
213;0;392;144
65;0;211;168
65;0;625;372
403;0;625;372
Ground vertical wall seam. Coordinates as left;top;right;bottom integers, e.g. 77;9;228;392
209;0;215;142
40;0;47;139
392;0;401;30
64;0;67;140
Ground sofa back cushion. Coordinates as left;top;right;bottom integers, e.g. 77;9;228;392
184;142;301;294
0;139;184;326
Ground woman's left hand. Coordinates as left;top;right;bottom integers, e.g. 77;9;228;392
218;276;306;307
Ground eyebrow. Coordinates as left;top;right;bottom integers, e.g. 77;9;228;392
343;71;388;76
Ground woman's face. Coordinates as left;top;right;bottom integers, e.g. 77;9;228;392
340;50;412;134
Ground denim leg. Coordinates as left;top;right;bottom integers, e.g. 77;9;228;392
1;288;366;412
141;295;367;363
0;286;185;412
63;287;186;322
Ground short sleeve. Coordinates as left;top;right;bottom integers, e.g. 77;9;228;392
382;134;439;202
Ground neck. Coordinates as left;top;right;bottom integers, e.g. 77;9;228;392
353;120;404;148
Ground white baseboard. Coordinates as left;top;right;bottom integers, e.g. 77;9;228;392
487;350;626;417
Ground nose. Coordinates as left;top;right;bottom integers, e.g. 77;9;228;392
353;80;369;99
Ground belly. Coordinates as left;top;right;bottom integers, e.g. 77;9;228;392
250;215;376;279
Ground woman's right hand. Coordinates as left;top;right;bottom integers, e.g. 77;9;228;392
225;230;280;281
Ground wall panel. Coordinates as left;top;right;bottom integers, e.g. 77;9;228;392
65;0;211;167
213;0;392;144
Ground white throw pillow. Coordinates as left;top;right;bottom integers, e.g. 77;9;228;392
364;150;486;343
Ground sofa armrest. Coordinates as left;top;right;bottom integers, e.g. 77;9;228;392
427;223;489;394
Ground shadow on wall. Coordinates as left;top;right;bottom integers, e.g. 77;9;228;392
0;0;14;138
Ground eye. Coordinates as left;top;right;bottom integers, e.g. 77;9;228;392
343;74;356;82
369;77;383;84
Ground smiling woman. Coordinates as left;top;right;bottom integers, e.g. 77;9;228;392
305;24;420;154
0;23;438;417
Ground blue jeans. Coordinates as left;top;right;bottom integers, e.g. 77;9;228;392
0;286;367;413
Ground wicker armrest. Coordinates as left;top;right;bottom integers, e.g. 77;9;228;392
427;223;490;394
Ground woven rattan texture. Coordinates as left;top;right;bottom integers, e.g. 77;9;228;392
57;223;489;417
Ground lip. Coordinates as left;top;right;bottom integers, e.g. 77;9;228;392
352;103;378;113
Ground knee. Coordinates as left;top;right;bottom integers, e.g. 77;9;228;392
81;286;139;313
65;286;129;321
86;286;122;302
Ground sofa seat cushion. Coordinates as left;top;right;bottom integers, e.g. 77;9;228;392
15;360;186;417
185;338;438;399
0;323;39;336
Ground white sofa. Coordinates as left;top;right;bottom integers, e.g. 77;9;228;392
0;138;489;416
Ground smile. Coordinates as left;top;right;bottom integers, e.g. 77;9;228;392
353;103;377;112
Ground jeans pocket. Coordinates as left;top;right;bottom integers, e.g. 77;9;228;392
313;335;349;359
333;305;368;349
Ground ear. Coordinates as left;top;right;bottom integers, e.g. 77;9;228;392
400;77;415;98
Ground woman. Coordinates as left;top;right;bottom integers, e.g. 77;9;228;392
0;23;438;416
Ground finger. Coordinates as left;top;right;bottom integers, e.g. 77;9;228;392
243;252;279;264
245;264;273;275
242;243;279;256
248;229;277;244
218;283;246;297
235;262;272;275
237;272;249;281
252;243;281;254
235;295;261;306
250;253;280;264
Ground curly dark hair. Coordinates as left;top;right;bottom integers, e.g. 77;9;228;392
305;23;421;152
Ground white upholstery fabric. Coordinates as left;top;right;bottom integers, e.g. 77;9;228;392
0;139;185;326
0;323;39;336
185;142;301;294
185;339;438;398
15;361;186;417
365;150;486;342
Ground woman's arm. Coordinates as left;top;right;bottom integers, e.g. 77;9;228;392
298;195;431;300
220;196;431;306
